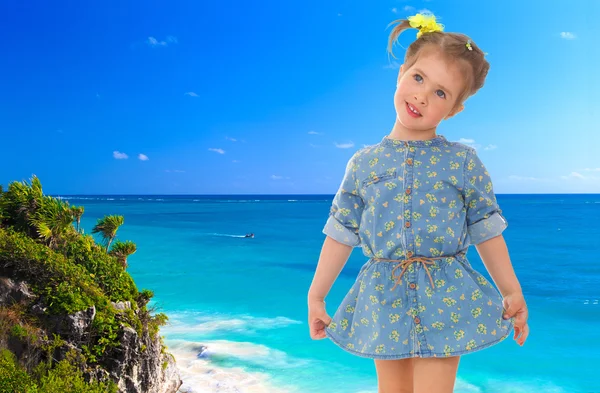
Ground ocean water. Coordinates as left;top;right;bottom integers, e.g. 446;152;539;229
60;194;600;393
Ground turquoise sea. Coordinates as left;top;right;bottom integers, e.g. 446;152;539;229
61;194;599;393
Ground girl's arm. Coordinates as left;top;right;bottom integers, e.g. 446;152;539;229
308;236;353;302
476;234;530;346
475;234;522;297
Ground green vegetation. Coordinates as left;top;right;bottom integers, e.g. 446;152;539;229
0;176;170;392
0;349;118;393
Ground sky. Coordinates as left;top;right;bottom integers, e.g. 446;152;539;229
1;0;598;195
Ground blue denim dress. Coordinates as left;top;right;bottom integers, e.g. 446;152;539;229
323;135;514;359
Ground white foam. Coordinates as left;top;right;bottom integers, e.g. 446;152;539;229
201;233;249;238
163;313;301;336
352;377;566;393
483;378;568;393
455;379;483;393
168;339;301;393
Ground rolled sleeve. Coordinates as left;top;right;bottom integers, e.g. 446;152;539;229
322;152;365;247
463;148;507;245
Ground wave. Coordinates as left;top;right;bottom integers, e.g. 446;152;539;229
200;233;250;238
167;339;302;393
163;313;301;335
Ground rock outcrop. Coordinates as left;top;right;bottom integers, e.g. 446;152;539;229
0;276;182;393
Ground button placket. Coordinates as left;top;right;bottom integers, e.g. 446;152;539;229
403;144;415;236
403;144;424;349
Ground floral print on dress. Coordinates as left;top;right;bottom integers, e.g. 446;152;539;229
323;134;514;359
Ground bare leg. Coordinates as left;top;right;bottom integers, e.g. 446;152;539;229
413;356;461;393
374;358;414;393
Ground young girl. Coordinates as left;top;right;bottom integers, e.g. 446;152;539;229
308;13;530;393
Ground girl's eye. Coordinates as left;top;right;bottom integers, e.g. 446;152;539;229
414;74;423;82
436;90;446;99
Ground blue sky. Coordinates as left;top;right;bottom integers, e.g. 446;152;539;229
1;0;598;195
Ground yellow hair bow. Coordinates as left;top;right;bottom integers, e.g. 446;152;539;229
408;13;444;38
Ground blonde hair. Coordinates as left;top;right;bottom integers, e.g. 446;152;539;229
387;18;490;105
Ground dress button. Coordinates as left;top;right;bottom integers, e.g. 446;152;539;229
414;317;420;324
409;283;416;289
405;188;411;195
405;221;411;228
406;158;413;166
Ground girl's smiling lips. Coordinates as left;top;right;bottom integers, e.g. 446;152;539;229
406;102;422;118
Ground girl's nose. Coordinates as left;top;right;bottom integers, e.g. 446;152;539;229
414;94;426;105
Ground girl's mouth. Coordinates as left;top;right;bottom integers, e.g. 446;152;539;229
406;102;422;118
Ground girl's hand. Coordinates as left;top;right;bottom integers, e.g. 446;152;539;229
502;292;529;346
308;299;332;340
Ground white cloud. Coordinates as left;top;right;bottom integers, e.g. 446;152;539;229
391;7;398;13
419;8;433;15
583;168;600;172
147;35;178;47
563;172;585;179
138;153;149;161
271;175;291;180
226;136;237;142
165;169;185;173
383;61;401;70
232;160;240;163
509;175;544;181
185;92;199;97
404;5;415;12
510;170;600;183
310;143;321;148
147;37;166;47
335;142;355;149
560;32;576;40
308;130;321;135
208;148;225;154
559;171;600;181
454;138;497;151
113;151;128;160
457;138;479;149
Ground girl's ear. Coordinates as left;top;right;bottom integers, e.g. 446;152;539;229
445;104;465;120
397;64;404;86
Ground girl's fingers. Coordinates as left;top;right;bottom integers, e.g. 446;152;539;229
515;308;528;325
518;324;530;345
309;318;329;339
514;323;529;345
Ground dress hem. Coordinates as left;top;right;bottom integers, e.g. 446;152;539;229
325;324;512;360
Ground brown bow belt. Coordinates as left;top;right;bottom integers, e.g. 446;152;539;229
372;252;466;290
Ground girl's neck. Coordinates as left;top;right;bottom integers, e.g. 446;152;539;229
388;119;438;141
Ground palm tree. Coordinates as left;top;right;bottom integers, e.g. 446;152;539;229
109;240;137;269
0;175;44;236
31;196;74;249
71;206;84;233
92;215;124;251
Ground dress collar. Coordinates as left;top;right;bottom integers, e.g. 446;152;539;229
381;134;447;148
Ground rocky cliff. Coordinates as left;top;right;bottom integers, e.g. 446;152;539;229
0;276;182;392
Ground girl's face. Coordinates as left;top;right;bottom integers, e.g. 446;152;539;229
394;49;467;133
